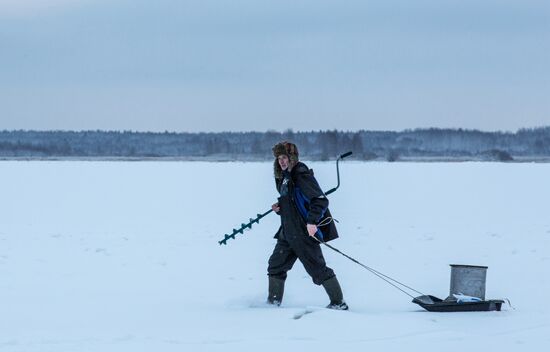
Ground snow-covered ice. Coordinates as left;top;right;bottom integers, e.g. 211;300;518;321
1;161;549;351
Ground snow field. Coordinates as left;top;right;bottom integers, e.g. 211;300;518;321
1;161;549;351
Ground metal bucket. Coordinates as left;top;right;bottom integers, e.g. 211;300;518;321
447;264;488;301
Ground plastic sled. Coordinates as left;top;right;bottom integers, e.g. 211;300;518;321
413;295;504;312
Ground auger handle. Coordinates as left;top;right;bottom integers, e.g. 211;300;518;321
325;151;352;196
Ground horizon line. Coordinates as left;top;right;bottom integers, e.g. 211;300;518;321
2;126;550;135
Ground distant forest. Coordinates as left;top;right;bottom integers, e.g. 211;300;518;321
1;128;550;161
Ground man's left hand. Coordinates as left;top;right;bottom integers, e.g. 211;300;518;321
306;224;318;237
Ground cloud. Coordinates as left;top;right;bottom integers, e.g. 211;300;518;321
0;0;96;18
1;0;548;131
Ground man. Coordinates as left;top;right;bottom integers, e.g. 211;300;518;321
267;141;348;310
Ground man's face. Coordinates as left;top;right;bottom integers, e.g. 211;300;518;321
278;154;290;171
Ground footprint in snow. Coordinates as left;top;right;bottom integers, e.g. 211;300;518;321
293;308;316;319
95;248;109;255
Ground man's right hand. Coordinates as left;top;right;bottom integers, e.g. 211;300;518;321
271;203;280;213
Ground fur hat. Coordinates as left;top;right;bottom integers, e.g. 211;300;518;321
272;141;299;179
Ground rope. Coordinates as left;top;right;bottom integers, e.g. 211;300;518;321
313;236;426;299
316;216;334;227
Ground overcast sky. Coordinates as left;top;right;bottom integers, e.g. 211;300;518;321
1;0;548;132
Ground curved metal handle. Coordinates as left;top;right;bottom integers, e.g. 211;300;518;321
325;151;352;195
339;151;353;159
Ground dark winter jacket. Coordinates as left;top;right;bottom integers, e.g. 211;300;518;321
274;162;339;242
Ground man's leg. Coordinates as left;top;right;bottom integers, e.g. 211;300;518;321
293;237;335;285
267;239;297;305
294;237;348;310
322;276;348;310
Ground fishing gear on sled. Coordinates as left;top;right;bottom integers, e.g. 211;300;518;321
218;151;352;245
313;238;509;312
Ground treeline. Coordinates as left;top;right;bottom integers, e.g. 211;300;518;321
1;128;550;161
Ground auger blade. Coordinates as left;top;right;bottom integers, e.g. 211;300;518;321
218;208;275;245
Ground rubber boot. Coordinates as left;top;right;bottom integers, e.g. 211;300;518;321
267;276;285;306
322;276;349;310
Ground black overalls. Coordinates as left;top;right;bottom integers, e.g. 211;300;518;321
267;164;336;285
